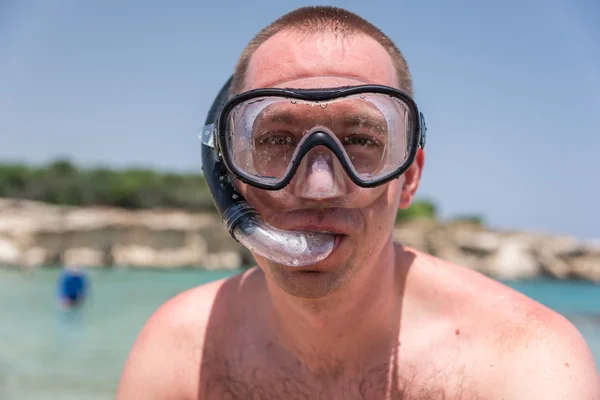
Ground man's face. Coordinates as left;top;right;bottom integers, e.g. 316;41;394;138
236;30;423;298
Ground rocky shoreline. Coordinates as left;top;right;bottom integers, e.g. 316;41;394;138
0;198;598;281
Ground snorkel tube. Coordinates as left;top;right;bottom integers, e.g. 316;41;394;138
201;78;335;267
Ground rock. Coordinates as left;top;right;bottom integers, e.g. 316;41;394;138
537;246;572;279
484;238;540;279
0;236;20;266
393;220;432;251
454;231;502;256
0;198;598;280
21;247;51;267
581;239;600;255
542;235;587;258
570;256;600;282
435;244;487;272
203;251;243;270
63;247;105;267
425;228;454;256
113;245;158;267
533;235;591;279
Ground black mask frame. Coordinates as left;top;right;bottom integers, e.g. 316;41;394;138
212;84;427;191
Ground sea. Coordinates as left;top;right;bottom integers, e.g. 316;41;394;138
0;267;598;399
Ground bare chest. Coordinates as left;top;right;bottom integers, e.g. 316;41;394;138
199;356;481;400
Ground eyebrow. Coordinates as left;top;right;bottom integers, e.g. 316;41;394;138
340;113;385;128
256;109;299;125
255;107;385;128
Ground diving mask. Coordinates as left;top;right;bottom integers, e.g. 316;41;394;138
201;79;426;267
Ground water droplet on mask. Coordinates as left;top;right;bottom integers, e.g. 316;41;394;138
344;137;349;141
267;157;272;161
292;259;299;266
320;103;328;109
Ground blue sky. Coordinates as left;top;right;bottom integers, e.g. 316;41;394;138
0;0;598;239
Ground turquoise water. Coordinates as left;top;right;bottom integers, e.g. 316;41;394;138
0;267;598;399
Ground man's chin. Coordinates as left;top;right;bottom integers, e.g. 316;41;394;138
268;267;347;299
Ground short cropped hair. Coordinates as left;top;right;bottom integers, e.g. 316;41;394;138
230;6;413;96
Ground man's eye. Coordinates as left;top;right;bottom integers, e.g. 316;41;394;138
343;135;378;147
258;134;295;146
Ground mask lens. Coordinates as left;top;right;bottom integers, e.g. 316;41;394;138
224;92;415;186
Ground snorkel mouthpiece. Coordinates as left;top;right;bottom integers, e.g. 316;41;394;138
232;211;335;267
201;77;335;267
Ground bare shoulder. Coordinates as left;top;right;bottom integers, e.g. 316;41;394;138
116;268;258;400
482;282;600;398
493;307;600;399
411;250;600;398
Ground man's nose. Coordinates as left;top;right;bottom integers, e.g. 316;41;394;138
304;155;335;197
293;150;346;200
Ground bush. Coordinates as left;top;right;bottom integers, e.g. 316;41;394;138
0;161;447;225
0;160;215;211
448;214;485;226
396;199;437;223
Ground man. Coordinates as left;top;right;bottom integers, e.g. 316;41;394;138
117;6;599;399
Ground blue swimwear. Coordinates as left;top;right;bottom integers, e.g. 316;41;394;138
57;269;88;306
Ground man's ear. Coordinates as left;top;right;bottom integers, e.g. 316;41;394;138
399;149;425;209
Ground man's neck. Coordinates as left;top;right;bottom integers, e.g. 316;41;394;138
264;240;409;373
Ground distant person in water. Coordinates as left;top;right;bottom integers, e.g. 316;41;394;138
57;265;88;309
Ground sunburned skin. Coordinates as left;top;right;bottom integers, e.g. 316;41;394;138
197;262;482;400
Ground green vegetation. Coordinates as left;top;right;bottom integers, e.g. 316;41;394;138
396;199;437;222
0;160;482;225
0;160;214;211
448;214;485;226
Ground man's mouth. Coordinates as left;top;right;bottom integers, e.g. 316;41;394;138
272;207;357;238
299;229;346;253
298;229;347;252
281;222;351;238
281;233;346;271
263;208;357;268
